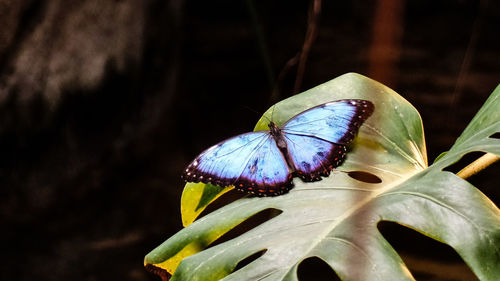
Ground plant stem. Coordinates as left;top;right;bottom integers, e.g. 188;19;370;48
457;152;500;179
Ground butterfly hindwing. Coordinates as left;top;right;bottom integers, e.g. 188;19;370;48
283;133;347;181
233;135;293;196
282;99;374;144
182;131;292;196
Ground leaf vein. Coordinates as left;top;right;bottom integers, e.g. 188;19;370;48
324;237;376;266
364;124;425;169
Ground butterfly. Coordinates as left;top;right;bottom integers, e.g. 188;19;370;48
182;99;374;196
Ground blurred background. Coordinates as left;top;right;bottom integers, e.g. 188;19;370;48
1;0;499;280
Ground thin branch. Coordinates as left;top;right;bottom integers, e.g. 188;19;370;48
293;0;321;94
269;52;300;104
457;152;500;179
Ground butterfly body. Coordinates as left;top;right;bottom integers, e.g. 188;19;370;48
182;99;374;196
267;121;291;160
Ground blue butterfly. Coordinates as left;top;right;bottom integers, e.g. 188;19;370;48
182;99;374;196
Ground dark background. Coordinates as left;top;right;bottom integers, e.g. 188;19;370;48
1;0;499;280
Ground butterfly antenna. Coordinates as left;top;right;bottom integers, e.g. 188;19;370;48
239;104;270;123
238;104;275;124
239;105;260;116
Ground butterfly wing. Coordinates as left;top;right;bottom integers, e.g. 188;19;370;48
283;133;347;181
282;99;374;144
233;135;293;196
281;99;373;180
182;131;292;196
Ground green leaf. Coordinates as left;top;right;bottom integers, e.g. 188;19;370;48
433;84;500;168
180;183;233;227
145;73;500;280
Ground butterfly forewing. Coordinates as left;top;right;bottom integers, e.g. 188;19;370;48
182;131;292;196
183;132;268;186
282;99;374;144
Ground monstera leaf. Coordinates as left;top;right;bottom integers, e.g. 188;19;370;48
145;73;500;280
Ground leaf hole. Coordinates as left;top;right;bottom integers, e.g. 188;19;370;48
489;132;500;139
233;249;267;272
346;171;382;183
377;221;479;281
208;208;282;248
442;151;486;174
297;257;341;281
